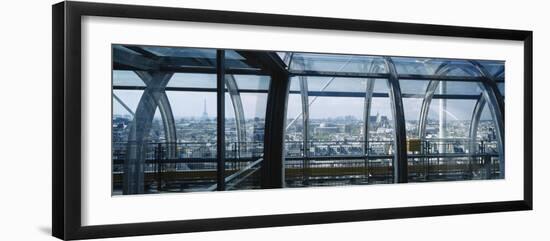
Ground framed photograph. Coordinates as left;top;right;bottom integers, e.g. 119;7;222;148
52;1;533;240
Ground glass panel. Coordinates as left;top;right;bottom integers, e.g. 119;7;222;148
392;57;481;77
399;80;429;95
285;93;305;157
405;79;501;182
112;90;143;143
472;106;501;179
368;96;395;157
392;57;442;75
307;77;365;93
225;50;263;70
478;60;505;78
113;70;145;87
232;75;270;90
113;45;143;56
289;53;387;74
135;46;218;69
425;99;476;139
112;45;506;194
223;70;271;190
167;73;216;89
277;52;291;66
284;77;394;187
403;97;423;139
434;81;483;95
497;82;505;97
142;46;217;59
289;77;389;94
161;91;218;192
112;45;219;195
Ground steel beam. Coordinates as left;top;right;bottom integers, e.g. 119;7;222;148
469;95;486;153
261;57;290;188
384;57;408;183
299;75;310;184
363;78;375;155
469;95;488;176
134;71;178;160
216;50;226;191
417;62;450;139
470;61;505;178
123;71;174;194
225;75;247;158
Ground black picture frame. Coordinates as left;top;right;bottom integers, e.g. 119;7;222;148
52;1;533;240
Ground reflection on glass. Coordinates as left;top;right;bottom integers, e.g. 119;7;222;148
224;73;270;190
112;44;505;195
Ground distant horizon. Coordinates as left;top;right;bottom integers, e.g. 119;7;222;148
113;113;491;122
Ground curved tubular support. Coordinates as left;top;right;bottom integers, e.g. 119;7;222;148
417;61;454;139
225;74;247;157
469;95;486;153
417;80;440;138
469;95;486;178
299;77;309;152
417;62;480;138
362;59;384;155
470;61;505;178
299;76;309;183
134;71;178;159
292;57;310;183
124;71;174;194
384;57;408;183
362;78;375;155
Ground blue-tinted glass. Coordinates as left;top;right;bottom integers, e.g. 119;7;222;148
289;53;387;73
425;99;477;139
392;57;481;77
231;75;270;90
399;80;429;95
141;46;216;59
392;57;440;75
497;83;505;96
167;73;216;88
113;45;143;56
435;81;483;95
306;77;365;92
478;60;505;78
225;50;263;70
113;70;145;87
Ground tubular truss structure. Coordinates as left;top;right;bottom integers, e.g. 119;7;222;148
112;45;505;194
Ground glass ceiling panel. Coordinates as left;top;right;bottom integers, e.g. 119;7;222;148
289;53;388;73
306;77;365;93
478;60;505;78
391;57;440;75
141;46;216;59
391;57;482;77
167;73;216;89
114;45;143;56
231;74;271;90
277;52;291;66
435;81;483;95
225;50;263;70
288;77;389;94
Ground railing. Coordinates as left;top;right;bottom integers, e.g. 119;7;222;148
112;141;263;194
112;139;500;194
